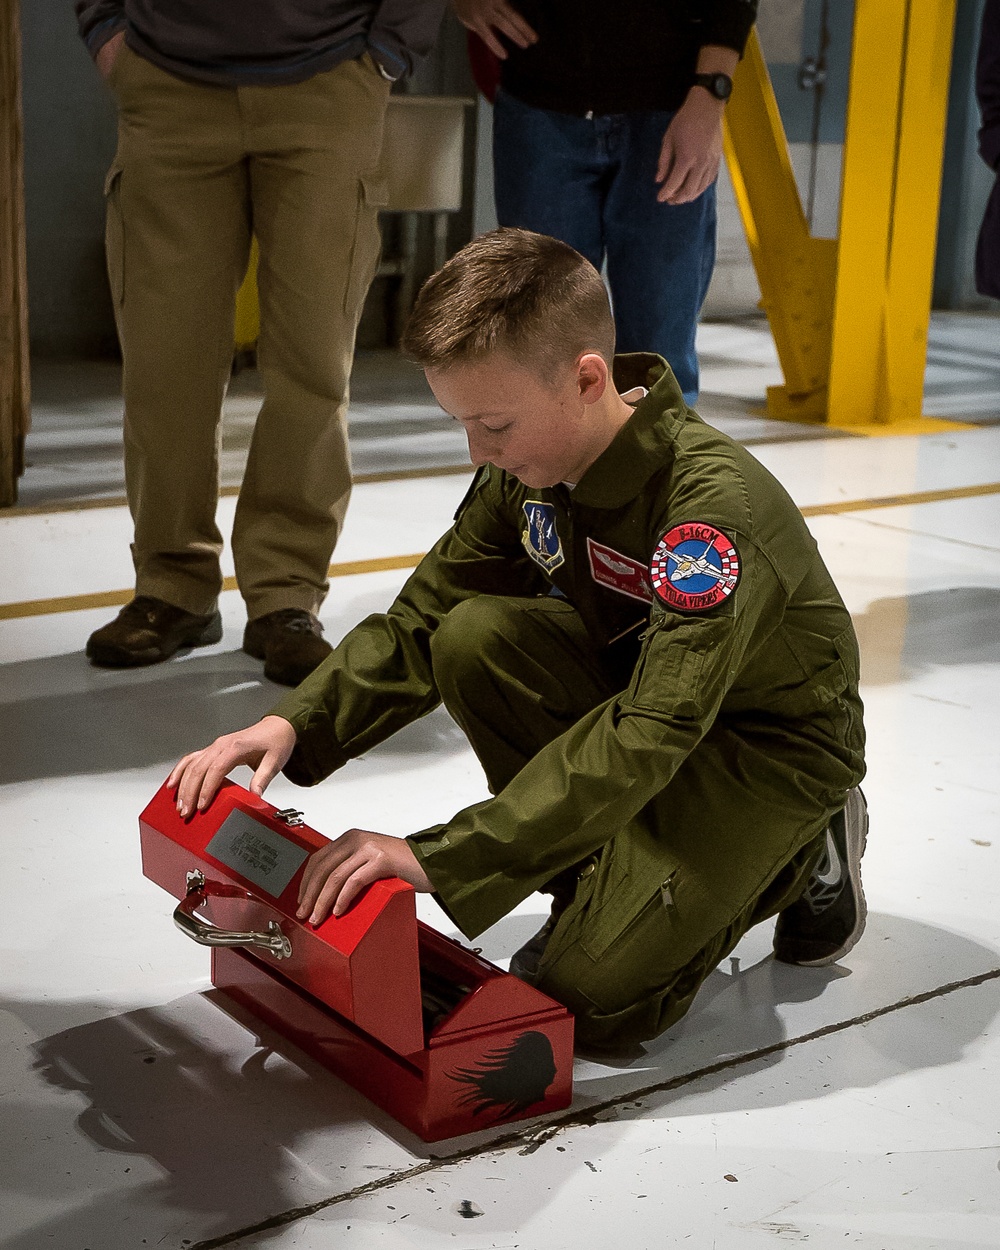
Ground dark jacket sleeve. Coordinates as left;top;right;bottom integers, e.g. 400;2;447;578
701;0;758;56
408;531;789;939
978;0;1000;171
271;471;542;786
74;0;126;55
368;0;448;78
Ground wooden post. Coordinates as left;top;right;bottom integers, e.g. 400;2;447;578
0;0;30;506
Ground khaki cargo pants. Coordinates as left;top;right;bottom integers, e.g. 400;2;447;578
425;596;860;1052
105;46;390;618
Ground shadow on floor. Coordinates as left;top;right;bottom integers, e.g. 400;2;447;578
3;912;996;1248
854;585;1000;686
0;644;469;786
5;585;999;785
570;909;1000;1116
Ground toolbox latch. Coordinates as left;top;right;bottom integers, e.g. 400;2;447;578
273;808;306;827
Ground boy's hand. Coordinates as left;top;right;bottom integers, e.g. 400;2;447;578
297;829;433;924
169;715;297;817
452;0;538;59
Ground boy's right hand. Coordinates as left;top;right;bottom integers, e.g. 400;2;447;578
168;716;297;818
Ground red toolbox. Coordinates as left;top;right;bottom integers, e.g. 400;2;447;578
139;778;574;1142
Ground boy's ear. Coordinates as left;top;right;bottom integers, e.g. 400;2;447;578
577;351;610;405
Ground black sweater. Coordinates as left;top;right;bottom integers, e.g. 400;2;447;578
500;0;758;115
74;0;446;86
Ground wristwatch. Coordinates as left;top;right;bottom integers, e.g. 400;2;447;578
692;72;733;102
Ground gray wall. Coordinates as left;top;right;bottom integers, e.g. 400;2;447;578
22;4;119;358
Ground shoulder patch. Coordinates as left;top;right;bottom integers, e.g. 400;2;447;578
649;521;740;613
521;501;565;573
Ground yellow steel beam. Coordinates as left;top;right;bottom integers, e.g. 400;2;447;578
725;2;970;434
723;29;837;420
828;0;961;432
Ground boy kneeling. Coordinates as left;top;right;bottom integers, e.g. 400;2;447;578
171;228;867;1055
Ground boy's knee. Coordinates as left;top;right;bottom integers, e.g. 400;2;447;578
430;596;515;695
537;949;706;1054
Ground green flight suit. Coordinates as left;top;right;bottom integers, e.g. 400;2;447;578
273;355;866;1050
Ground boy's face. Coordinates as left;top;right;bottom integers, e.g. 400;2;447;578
426;353;606;489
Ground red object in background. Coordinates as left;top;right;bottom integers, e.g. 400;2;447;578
139;778;574;1142
467;30;502;102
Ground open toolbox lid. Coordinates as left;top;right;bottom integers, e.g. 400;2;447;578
139;778;427;1057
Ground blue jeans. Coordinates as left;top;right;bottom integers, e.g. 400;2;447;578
493;89;717;403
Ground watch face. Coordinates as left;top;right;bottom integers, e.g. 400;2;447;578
696;72;733;101
711;73;733;100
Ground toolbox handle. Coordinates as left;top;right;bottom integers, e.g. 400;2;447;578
174;870;292;961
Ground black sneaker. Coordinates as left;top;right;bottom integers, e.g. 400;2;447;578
508;863;587;982
243;608;332;687
86;596;222;667
773;788;869;967
509;913;561;982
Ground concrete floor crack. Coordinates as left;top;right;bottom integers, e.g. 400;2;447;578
189;963;1000;1249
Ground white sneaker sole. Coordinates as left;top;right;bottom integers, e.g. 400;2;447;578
795;786;869;967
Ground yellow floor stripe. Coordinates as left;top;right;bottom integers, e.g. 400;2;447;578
0;463;476;520
2;481;998;623
0;553;425;622
798;481;1000;516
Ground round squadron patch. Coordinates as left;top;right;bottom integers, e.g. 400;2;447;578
649;522;740;612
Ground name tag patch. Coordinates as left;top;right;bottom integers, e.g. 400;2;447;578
587;538;652;603
649;522;740;612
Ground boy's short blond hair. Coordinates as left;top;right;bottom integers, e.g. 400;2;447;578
401;228;615;381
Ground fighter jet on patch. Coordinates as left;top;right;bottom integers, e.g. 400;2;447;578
663;538;727;583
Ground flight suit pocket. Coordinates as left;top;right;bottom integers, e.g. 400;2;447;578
578;875;683;1014
103;162;125;310
623;620;708;718
578;855;634;962
343;176;389;317
577;854;727;1017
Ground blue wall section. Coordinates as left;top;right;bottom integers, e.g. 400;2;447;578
935;0;996;309
766;0;853;146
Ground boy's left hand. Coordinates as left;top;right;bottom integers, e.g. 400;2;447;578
296;829;433;925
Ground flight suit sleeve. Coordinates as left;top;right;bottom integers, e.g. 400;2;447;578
407;530;788;939
271;472;542;786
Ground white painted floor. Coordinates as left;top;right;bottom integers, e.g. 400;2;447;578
2;324;1000;1249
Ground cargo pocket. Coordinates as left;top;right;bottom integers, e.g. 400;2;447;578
343;176;389;318
578;855;634;963
103;162;125;311
578;875;682;1015
578;861;724;1016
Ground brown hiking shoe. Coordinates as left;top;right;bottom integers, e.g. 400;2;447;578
86;596;223;667
243;608;332;686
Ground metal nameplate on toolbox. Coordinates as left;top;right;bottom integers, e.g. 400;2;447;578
206;809;309;899
139;779;427;1057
